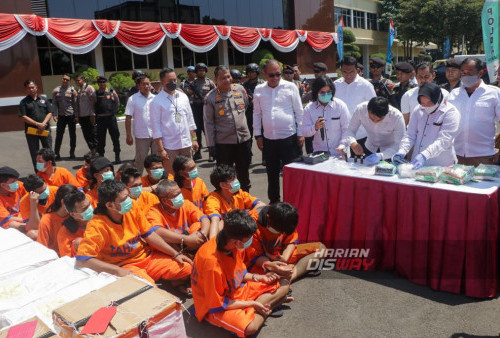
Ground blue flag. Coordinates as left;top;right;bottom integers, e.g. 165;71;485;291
443;37;450;59
385;19;395;75
337;17;344;62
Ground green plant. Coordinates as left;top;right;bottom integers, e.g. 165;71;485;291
109;72;134;94
144;71;158;81
252;48;274;65
343;29;356;44
75;67;99;86
370;53;386;60
342;29;361;59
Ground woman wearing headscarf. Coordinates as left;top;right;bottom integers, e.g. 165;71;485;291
301;75;351;157
394;82;460;169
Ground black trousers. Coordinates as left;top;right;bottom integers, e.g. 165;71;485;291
192;102;204;150
263;134;301;203
79;116;97;151
216;140;252;192
54;115;76;156
26;131;52;171
96;115;121;156
305;136;314;154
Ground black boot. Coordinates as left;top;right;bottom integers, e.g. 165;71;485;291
114;153;121;164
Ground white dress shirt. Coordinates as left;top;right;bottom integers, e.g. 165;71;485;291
447;81;500;157
334;74;376;140
150;89;196;150
398;100;460;166
338;102;405;159
124;91;155;139
302;98;351;155
253;79;304;140
400;86;449;115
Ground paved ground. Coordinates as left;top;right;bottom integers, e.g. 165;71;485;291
3;121;500;338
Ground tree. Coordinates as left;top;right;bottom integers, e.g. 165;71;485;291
342;29;361;59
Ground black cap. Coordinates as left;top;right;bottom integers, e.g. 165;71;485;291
369;57;385;67
230;69;242;79
341;56;358;66
356;63;364;70
445;58;462;69
91;157;113;172
313;62;328;72
395;62;414;73
0;166;19;178
97;76;107;82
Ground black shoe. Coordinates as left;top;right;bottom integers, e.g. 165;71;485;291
208;155;215;162
114;154;121;164
193;152;202;161
69;152;75;159
55;154;61;161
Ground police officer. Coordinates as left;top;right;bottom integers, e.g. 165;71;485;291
441;58;462;92
242;63;264;138
75;73;97;152
94;76;121;164
230;69;242;84
369;57;393;100
52;73;78;160
390;62;417;111
191;63;215;161
181;65;196;105
204;66;252;191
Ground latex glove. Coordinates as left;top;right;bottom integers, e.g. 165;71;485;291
364;153;383;165
392;153;407;165
411;154;426;170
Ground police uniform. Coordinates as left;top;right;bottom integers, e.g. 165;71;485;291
370;78;394;99
181;78;196;104
76;83;97;151
242;78;264;137
52;85;78;158
95;88;121;160
390;81;417;111
204;84;252;191
191;78;215;153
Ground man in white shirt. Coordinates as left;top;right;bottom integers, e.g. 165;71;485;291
336;97;405;165
125;75;157;173
400;62;449;125
253;59;304;203
334;56;376;153
447;57;500;166
150;68;199;174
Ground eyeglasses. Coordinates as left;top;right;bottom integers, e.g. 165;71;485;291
313;69;322;73
268;72;282;78
62;78;70;81
369;64;382;69
97;80;106;83
283;71;294;75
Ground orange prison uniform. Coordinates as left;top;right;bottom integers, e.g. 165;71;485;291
86;187;98;208
203;190;260;220
247;211;321;273
191;238;279;337
141;173;174;188
146;200;206;235
37;166;79;187
132;190;159;213
37;212;67;254
58;225;85;257
76;201;191;284
0;181;27;228
75;165;89;189
181;178;209;211
19;186;58;224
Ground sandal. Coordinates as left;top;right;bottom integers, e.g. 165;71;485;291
269;306;284;318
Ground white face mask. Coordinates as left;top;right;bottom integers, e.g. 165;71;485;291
461;75;480;88
421;102;440;114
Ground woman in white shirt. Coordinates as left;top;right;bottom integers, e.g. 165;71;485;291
301;76;351;157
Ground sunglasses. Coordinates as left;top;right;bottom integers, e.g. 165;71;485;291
97;80;107;83
268;72;282;78
369;64;382;68
283;71;294;75
62;78;71;81
313;69;322;73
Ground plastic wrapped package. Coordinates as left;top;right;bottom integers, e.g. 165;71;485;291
474;164;498;178
415;167;443;183
375;161;397;176
397;163;415;178
440;165;474;185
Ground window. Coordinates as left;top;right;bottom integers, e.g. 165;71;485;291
228;46;250;66
172;39;219;68
334;7;351;27
36;36;94;76
367;13;378;31
353;10;365;29
102;38;164;72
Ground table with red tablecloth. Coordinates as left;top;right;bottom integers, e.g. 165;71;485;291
283;159;500;298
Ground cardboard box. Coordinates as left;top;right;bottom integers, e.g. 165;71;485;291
0;316;55;338
53;276;182;337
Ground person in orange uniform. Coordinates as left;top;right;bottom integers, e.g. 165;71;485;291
141;154;173;191
191;209;292;337
19;174;58;238
35;148;79;187
86;156;115;208
75;151;98;191
172;155;208;211
0;167;27;231
247;202;326;282
120;167;159;212
204;165;266;238
37;184;78;254
76;180;193;293
58;190;94;257
147;180;210;254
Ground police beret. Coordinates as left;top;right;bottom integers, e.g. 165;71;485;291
0;166;19;178
313;62;328;71
97;76;107;82
356;63;364;70
341;56;358;66
445;58;462;69
369;57;385;67
395;62;414;73
91;157;113;172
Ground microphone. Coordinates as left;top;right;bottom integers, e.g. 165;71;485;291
320;127;325;141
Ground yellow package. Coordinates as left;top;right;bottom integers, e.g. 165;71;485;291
26;127;49;137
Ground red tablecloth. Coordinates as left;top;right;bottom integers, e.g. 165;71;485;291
283;164;499;298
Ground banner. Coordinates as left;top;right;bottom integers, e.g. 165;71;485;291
482;0;500;83
337;16;344;62
385;19;395;75
443;37;450;59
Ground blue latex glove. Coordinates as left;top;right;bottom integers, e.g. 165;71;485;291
392;153;407;165
364;153;383;165
411;154;426;170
